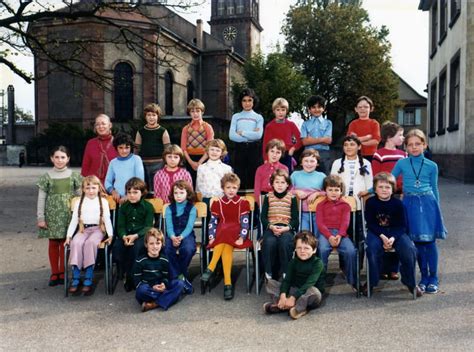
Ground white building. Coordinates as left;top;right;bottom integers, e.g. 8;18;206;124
418;0;473;183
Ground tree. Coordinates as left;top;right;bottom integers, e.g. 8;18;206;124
15;105;34;122
0;0;201;90
282;1;399;139
232;50;312;121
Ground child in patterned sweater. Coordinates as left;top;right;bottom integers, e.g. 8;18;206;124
153;144;193;203
261;169;299;280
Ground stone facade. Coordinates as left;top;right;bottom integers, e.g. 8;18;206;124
419;0;474;183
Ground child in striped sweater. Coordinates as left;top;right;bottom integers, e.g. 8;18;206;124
261;169;299;280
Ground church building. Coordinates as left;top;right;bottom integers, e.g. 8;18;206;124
31;0;263;131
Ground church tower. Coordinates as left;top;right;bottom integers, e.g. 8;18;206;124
209;0;263;59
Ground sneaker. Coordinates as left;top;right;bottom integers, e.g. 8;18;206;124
263;302;282;314
141;301;158;312
183;278;194;295
289;307;307;320
425;284;439;294
409;286;424;297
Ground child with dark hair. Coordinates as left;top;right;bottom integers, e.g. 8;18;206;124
164;180;197;293
261;169;299;280
105;132;144;204
301;95;333;174
135;103;171;194
37;146;82;286
114;177;155;291
153;144;192;203
330;136;372;210
134;228;185;312
263;231;325;320
229;88;264;190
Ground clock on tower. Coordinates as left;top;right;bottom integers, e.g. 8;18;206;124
209;0;263;59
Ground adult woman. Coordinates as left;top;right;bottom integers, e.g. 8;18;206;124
81;114;118;185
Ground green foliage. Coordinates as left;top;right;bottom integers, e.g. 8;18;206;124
282;2;399;139
26;122;94;166
232;50;312;122
14;105;34;123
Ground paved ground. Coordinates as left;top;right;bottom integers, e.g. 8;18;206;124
1;166;473;351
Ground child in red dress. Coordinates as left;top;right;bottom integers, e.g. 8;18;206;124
200;173;252;300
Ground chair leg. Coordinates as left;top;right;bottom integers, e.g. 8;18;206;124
365;243;371;298
356;247;360;298
246;249;250;294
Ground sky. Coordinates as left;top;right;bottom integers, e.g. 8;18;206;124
4;0;428;117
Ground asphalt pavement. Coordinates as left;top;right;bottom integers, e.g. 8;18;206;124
1;166;473;351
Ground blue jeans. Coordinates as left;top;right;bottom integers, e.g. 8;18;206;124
135;280;184;310
165;235;196;279
300;211;317;234
366;231;417;289
318;229;356;285
262;229;294;278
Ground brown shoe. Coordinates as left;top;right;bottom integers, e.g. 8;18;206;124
409;286;424;298
263;302;282;314
389;272;400;280
81;285;92;294
289;307;307;320
141;301;158;312
68;285;79;294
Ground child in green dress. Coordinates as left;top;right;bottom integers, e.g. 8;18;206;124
37;146;82;286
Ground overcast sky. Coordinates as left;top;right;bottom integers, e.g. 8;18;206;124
5;0;428;116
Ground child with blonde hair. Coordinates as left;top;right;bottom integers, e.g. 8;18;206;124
65;175;114;294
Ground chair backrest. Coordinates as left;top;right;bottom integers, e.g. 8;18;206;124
163;202;208;235
146;198;164;229
342;196;357;212
70;196;116;211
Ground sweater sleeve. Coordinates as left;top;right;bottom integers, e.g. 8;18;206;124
37;189;47;222
204;122;215;141
371;120;381;143
180;206;197;239
165;206;175;237
135;156;145;181
81;140;93;177
293;259;324;299
133;258;144;288
254;167;262;203
371;152;382;177
66;201;80;238
242;113;264;141
180;125;188;151
229;115;247;142
104;161;115;193
316;202;332;239
260;195;269;229
289;196;299;231
338;203;351;237
101;198;114;238
430;163;440;202
137;203;155;238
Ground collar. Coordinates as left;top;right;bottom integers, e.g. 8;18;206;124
273;190;288;198
53;166;68;173
98;134;112;141
117;153;134;161
190;119;204;128
221;195;241;204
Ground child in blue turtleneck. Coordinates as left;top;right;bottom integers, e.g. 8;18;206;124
392;129;447;294
164;180;197;294
105;133;144;204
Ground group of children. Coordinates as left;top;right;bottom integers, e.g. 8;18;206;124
37;91;447;319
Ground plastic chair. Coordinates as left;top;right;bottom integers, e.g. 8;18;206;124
64;195;115;297
361;195;417;300
145;197;164;230
162;201;208;276
206;196;254;294
308;195;361;297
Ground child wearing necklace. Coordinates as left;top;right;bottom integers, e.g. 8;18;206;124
392;129;447;294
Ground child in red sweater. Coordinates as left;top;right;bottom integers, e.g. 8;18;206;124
262;98;301;173
316;174;357;290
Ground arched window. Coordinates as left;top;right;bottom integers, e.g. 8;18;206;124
186;80;194;104
164;71;174;115
114;62;134;122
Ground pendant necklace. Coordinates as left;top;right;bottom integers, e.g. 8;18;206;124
410;158;425;188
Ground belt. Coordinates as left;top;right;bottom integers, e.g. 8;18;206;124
84;224;99;228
